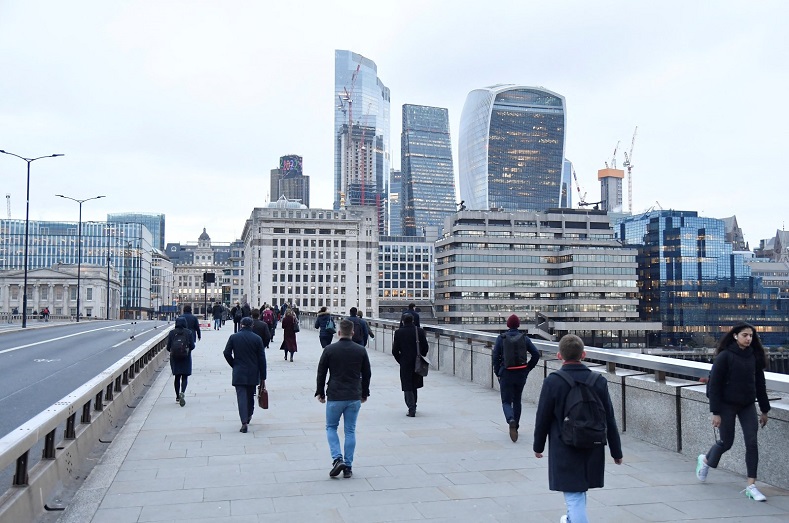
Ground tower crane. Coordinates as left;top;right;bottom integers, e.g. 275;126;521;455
604;140;621;169
621;126;638;213
338;64;361;205
571;167;588;206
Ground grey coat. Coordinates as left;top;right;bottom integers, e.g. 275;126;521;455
223;327;267;386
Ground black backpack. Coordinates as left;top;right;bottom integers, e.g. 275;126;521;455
234;309;242;322
350;317;364;344
171;330;190;360
502;332;530;368
555;370;608;449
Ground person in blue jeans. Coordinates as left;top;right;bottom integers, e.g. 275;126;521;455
315;319;371;479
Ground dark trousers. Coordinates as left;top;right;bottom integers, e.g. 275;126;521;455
499;368;528;425
404;389;419;412
174;375;188;396
235;385;256;424
319;334;333;348
706;402;759;478
233;320;240;333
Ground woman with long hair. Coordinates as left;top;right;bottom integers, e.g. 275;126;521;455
280;308;298;362
695;322;770;501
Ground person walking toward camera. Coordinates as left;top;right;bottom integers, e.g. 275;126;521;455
167;316;195;406
695;321;771;501
315;319;371;479
492;314;540;442
392;312;429;417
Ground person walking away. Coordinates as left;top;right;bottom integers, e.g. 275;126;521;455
180;305;202;344
315;306;336;348
315;319;371;479
263;306;277;341
392;313;429;417
399;302;420;328
358;311;374;342
695;321;770;501
492;314;540;442
212;301;223;330
241;302;252;319
533;334;623;523
250;308;272;348
280;308;298;361
230;302;242;333
347;307;368;347
223;317;267;433
167;317;195;406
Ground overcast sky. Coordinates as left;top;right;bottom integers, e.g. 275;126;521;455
1;1;787;248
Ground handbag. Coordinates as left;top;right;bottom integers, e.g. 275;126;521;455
258;386;269;409
293;318;300;333
414;326;430;377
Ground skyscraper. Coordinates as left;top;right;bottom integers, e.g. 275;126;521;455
107;213;165;251
401;104;456;236
598;167;624;212
269;154;310;207
458;85;566;212
334;50;390;234
561;159;574;208
388;169;403;236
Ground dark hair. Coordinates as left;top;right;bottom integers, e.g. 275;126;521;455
408;303;416;310
558;334;584;361
251;309;260;319
350;307;358;316
183;305;192;313
401;312;414;325
319;306;327;313
715;321;768;369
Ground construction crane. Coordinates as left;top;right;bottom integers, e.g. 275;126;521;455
5;194;10;218
604;140;621;169
337;63;361;204
571;167;588;206
622;126;638;213
578;200;603;210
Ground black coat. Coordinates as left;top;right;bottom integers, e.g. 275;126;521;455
392;325;429;391
180;312;201;342
167;318;195;376
223;327;267;386
708;342;770;414
251;319;271;348
533;363;623;493
315;338;371;401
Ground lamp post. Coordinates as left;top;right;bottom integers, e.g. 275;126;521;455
56;194;105;322
0;150;64;328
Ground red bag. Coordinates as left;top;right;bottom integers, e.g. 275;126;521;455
258;386;269;409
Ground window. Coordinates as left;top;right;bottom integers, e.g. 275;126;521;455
70;287;77;300
86;288;93;300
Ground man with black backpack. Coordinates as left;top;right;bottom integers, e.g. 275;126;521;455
533;334;623;523
492;314;540;442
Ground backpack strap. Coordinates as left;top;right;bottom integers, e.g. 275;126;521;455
555;369;575;388
584;372;600;387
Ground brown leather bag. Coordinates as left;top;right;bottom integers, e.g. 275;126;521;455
258;386;269;409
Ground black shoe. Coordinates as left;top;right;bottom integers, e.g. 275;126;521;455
508;420;518;442
329;458;346;477
343;467;353;479
240;424;248;433
407;410;416;417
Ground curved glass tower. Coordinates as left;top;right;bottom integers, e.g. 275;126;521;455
458;85;566;212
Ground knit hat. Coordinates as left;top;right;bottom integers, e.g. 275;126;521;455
506;314;520;329
240;316;253;327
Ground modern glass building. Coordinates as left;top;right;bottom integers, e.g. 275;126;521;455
401;104;456;236
619;210;789;346
561;159;574;208
270;155;310;207
388;169;403;236
108;213;165;251
334;50;390;234
458;85;566;212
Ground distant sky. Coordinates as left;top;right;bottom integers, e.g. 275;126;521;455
1;1;787;247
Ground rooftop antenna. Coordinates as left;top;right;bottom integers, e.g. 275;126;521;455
5;193;10;218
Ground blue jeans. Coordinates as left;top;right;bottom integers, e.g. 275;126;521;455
214;318;221;329
325;399;361;467
499;368;528;425
564;491;588;523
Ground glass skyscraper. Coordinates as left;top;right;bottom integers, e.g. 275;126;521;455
388;169;403;236
458;85;566;212
108;213;165;251
334;50;390;234
401;104;456;236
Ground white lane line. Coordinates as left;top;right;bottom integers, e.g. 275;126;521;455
0;323;136;355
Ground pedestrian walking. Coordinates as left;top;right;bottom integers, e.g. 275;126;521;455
280;308;298;361
346;307;368;347
250;308;272;348
223;317;267;433
399;302;420;327
392;312;429;417
315;319;371;479
230;302;242;333
180;305;201;344
211;301;223;330
166;317;195;407
315;306;336;348
492;314;540;442
695;321;771;501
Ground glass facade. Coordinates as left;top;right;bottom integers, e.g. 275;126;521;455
561;159;573;208
619;210;789;346
458;85;566;212
107;213;165;251
334;50;390;234
401;104;456;236
388;169;403;236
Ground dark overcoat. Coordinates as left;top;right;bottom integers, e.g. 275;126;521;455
392;324;429;391
167;317;195;376
223;327;267;386
533;362;623;492
279;314;298;353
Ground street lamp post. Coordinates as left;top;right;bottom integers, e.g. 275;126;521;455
56;194;105;322
0;150;64;328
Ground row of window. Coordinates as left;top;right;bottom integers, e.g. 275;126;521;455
437;279;638;288
2;285;96;300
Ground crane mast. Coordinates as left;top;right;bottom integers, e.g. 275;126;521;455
622;126;638;213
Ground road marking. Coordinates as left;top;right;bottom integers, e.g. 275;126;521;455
33;358;61;363
112;326;163;348
0;323;138;355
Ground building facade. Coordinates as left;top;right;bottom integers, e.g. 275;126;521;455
334;50;390;234
598;168;624;212
561;159;574;208
401;104;456;236
435;209;660;346
388;169;403;236
269;154;310;207
458;85;566;212
242;198;379;317
378;230;437;321
151;249;175;318
107;213;165;251
619;210;789;346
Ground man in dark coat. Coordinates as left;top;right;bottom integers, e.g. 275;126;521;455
250;309;271;348
241;302;252;319
166;317;195;406
223;317;267;433
346;307;368;347
211;302;223;330
399;302;420;328
392;313;429;417
533;334;623;523
230;302;242;332
315;319;371;479
180;305;201;344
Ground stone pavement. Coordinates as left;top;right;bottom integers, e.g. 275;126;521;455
54;324;789;523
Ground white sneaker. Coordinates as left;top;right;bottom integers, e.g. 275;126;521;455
695;454;709;481
560;516;568;523
743;484;766;502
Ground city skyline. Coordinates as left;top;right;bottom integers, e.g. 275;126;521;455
1;1;787;245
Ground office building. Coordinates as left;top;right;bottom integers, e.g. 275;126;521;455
166;229;233;314
334;50;390;234
458;85;566;212
619;210;789;346
269;154;310;207
435;209;660;346
388;169;403;236
561;159;574;208
242;197;379;316
598;168;624;212
108;213;165;251
378;229;437;321
401;104;456;236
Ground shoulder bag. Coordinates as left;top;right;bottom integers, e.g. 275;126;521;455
414;326;430;377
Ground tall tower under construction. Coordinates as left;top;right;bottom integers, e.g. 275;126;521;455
598;167;624;212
